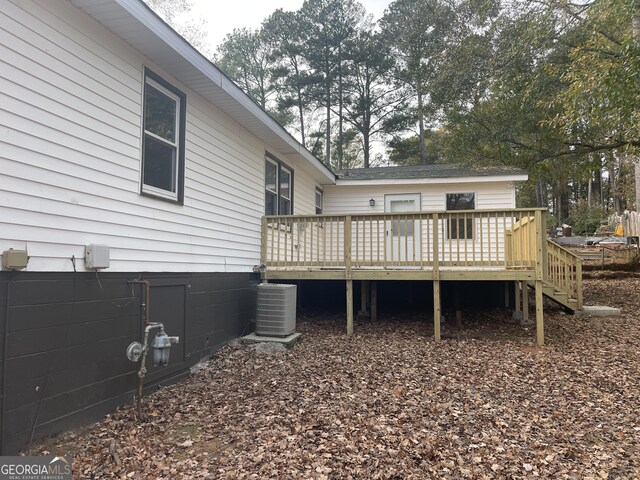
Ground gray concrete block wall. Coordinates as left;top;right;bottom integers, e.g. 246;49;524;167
0;272;258;454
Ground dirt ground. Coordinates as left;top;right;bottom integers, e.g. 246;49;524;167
33;273;640;479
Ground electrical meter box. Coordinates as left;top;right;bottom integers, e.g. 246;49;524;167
85;244;110;269
2;249;28;270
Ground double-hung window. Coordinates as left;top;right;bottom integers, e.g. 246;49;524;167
141;69;186;202
265;154;292;215
446;193;475;240
315;188;323;214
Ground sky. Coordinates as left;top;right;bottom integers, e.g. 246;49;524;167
190;0;392;52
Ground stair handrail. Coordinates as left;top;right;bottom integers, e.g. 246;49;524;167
545;239;583;309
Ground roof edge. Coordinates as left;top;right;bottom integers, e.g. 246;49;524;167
107;0;335;184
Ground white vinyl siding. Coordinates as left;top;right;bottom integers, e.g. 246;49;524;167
0;0;320;272
323;182;517;264
323;182;516;214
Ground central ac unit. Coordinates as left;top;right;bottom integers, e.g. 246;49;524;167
255;283;297;337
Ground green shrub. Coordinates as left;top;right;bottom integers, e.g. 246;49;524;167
568;201;606;236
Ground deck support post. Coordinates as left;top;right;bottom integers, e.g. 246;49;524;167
346;279;354;335
534;209;545;346
433;280;441;341
371;281;377;322
514;281;521;313
360;281;369;316
453;282;462;327
522;281;529;325
535;280;544;346
432;213;441;341
504;282;510;309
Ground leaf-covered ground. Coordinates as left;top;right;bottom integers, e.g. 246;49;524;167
35;275;640;479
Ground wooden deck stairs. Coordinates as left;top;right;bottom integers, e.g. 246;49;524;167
529;240;583;312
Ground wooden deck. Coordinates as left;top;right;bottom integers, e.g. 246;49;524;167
260;208;582;346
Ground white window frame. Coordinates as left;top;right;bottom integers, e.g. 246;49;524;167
141;72;184;202
315;188;323;214
446;192;476;240
265;154;293;216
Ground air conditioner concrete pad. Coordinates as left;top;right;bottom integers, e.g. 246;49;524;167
574;306;621;317
240;332;302;347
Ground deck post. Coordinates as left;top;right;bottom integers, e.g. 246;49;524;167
345;215;353;335
503;282;510;309
514;281;521;313
260;216;267;266
371;281;377;322
522;281;529;324
346;279;354;335
534;209;545;346
433;280;441;341
360;281;369;316
454;282;462;327
535;280;543;346
433;213;441;341
261;216;268;282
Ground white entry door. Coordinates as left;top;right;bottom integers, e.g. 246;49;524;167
384;193;421;263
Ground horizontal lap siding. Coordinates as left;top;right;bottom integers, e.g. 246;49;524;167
323;182;516;214
1;0;310;273
322;182;517;264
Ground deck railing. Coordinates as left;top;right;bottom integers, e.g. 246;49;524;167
262;208;547;271
545;240;584;309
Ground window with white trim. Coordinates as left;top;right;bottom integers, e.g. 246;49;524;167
141;69;185;202
315;188;323;214
265;154;293;215
446;193;475;239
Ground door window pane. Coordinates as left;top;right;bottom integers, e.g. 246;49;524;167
391;200;415;236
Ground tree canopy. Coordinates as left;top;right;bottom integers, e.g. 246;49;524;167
149;0;640;219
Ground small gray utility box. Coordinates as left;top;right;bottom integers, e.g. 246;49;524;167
255;283;297;337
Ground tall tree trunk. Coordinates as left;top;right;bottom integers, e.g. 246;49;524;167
593;168;602;206
293;63;306;148
417;89;426;164
635;158;640;210
338;43;343;170
363;134;370;168
536;179;545;208
325;51;331;166
633;1;640;207
634;0;640;50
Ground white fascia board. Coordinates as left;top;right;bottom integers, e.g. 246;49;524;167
335;174;529;187
89;0;335;185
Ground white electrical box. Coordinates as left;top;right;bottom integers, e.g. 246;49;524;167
85;244;110;269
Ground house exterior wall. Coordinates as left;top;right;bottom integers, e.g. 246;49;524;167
0;0;320;274
322;181;516;214
0;0;325;454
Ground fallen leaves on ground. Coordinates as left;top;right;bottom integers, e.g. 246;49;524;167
34;275;640;479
